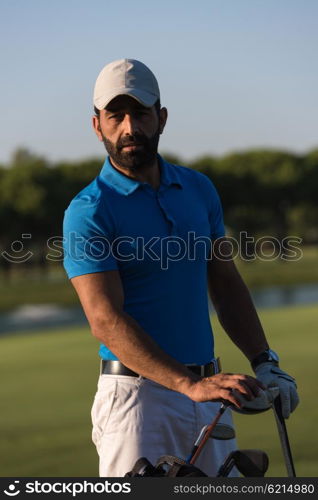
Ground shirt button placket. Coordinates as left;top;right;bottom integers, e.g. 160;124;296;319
156;191;176;236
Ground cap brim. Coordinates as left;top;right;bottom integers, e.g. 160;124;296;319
94;88;158;110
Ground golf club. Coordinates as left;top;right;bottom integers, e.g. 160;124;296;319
229;386;280;415
185;423;235;464
212;423;236;440
273;395;296;477
187;402;228;464
217;449;269;477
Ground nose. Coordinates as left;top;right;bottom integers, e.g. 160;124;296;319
122;112;139;135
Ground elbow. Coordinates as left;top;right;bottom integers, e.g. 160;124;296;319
91;321;106;341
89;311;121;342
90;317;109;340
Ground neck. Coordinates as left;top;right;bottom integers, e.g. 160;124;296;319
109;156;161;190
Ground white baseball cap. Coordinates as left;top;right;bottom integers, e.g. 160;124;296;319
93;58;160;111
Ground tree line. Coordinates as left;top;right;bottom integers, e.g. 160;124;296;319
0;147;317;273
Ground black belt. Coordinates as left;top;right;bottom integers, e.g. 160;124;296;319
100;358;221;378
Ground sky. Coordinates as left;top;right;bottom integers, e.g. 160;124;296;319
1;0;318;164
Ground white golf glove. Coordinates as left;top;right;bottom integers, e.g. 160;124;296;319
254;363;299;419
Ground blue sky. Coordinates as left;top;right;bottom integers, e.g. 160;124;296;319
1;0;317;164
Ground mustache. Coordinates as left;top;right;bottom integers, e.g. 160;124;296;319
117;135;147;149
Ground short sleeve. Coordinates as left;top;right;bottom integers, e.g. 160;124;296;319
197;172;225;240
63;197;118;279
209;188;225;240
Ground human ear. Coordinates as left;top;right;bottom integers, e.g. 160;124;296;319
92;115;103;142
159;107;168;134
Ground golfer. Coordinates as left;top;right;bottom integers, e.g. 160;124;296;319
63;59;299;476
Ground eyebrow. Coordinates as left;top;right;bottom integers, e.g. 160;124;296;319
105;103;150;113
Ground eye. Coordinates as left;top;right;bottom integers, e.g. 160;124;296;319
108;113;122;121
135;109;149;117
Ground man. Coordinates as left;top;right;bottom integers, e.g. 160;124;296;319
63;59;299;477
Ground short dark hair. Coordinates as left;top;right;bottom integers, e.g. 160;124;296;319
154;99;161;115
94;99;161;117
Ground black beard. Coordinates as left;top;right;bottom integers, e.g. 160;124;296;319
101;128;160;171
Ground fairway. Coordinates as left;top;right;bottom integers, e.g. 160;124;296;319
0;303;317;477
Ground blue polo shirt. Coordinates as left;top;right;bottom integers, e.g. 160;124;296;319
63;155;225;364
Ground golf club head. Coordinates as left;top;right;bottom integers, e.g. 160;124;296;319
234;449;269;477
212;423;236;440
194;423;235;447
229;387;280;414
217;449;269;477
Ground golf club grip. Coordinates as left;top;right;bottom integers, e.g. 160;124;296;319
273;396;296;477
189;405;226;465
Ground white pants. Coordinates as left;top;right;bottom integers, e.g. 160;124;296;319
91;374;238;477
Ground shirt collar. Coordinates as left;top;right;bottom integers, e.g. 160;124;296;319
100;154;183;195
159;155;183;189
100;156;139;195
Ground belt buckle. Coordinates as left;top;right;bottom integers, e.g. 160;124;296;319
204;359;220;377
212;357;221;374
211;359;218;375
186;359;220;377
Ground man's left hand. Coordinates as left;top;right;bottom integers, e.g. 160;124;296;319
254;363;299;419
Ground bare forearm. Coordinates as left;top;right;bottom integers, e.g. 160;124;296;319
72;271;264;407
92;309;264;407
92;310;199;394
211;273;268;361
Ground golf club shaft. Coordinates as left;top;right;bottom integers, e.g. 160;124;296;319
216;456;235;477
189;403;227;465
273;396;296;477
186;426;208;463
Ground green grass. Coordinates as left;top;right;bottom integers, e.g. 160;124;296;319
0;270;77;312
0;303;317;477
0;327;99;476
236;245;318;289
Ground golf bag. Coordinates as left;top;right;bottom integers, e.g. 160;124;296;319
125;455;208;477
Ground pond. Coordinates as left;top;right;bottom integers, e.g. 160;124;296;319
1;283;318;335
